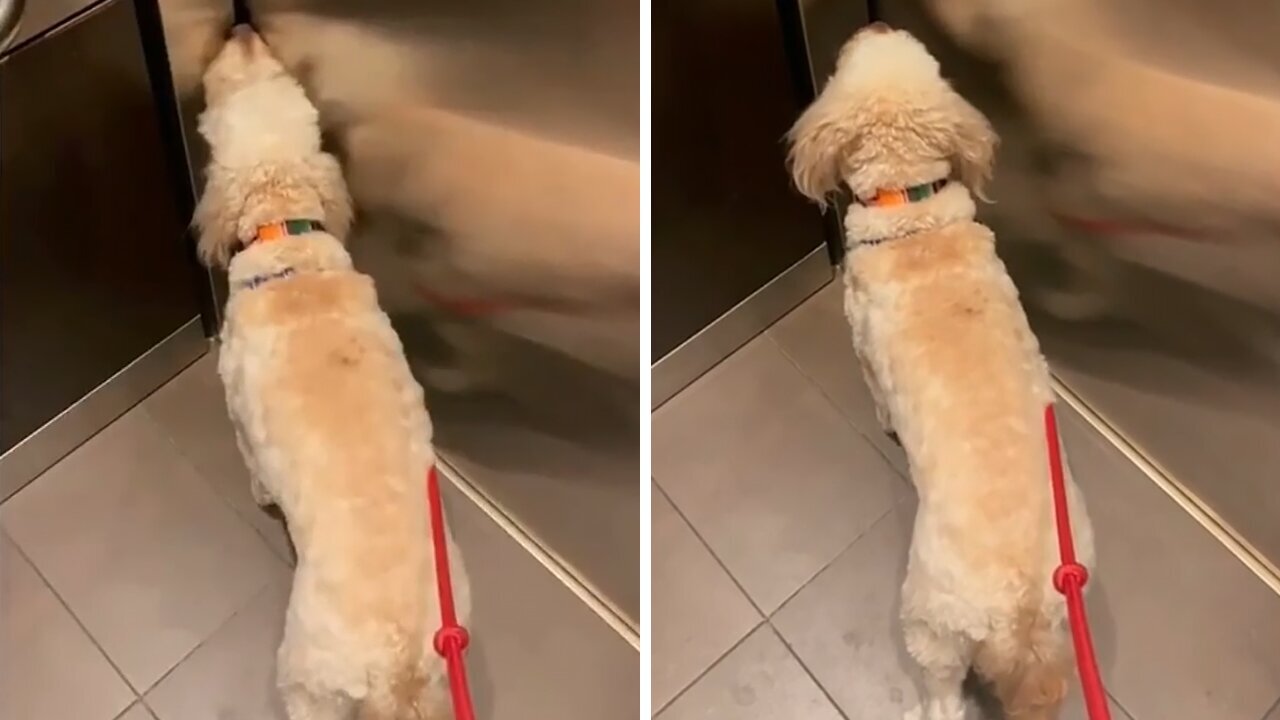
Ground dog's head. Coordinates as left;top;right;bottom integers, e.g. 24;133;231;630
194;26;354;268
202;25;288;105
786;24;997;208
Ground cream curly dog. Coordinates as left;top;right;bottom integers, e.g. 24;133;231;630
788;24;1095;720
195;26;468;720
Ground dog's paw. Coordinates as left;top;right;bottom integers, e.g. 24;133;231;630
926;698;967;720
249;477;274;508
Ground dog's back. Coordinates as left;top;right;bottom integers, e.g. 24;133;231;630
225;268;445;720
848;222;1081;718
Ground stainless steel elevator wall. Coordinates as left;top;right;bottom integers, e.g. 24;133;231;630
155;0;640;620
802;0;1280;568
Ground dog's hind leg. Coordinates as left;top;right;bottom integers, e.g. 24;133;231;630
902;618;971;720
279;682;353;720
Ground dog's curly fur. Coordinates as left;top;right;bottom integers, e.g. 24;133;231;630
194;27;468;720
788;26;1095;720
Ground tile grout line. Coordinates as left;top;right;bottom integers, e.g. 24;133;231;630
650;477;766;715
656;321;912;617
652;619;767;717
651;477;893;719
764;622;852;720
1;525;144;703
138;575;279;700
140;402;295;567
112;699;159;720
767;500;902;619
764;331;912;487
652;480;767;619
1261;693;1280;720
0;395;282;713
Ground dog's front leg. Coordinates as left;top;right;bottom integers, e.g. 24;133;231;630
857;351;897;443
902;617;970;720
229;415;274;508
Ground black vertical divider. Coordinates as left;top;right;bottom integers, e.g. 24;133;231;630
131;0;221;337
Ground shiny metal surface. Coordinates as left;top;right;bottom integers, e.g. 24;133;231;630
0;0;23;53
800;1;1280;567
155;0;640;618
0;321;207;501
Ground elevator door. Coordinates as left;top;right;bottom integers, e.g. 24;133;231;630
0;0;205;485
652;0;833;366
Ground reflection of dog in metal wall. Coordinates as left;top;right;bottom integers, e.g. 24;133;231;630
788;25;1094;720
195;27;467;720
922;0;1280;319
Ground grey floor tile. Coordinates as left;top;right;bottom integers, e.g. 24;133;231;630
0;408;286;691
1059;410;1280;720
655;624;843;720
654;336;904;613
0;532;136;720
116;703;159;720
652;483;761;709
769;281;908;475
143;353;293;562
146;572;291;720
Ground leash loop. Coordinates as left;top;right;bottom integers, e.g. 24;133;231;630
1052;562;1089;594
433;625;471;656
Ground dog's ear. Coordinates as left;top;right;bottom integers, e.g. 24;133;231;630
947;92;998;201
786;95;861;210
305;153;355;239
193;163;244;268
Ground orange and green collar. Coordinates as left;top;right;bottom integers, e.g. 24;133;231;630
250;218;325;245
856;179;947;208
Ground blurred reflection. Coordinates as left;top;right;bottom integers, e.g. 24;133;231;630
155;0;640;619
868;0;1280;567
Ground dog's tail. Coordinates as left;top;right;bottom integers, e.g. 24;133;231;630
973;604;1072;719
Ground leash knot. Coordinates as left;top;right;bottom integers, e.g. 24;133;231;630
1053;562;1090;594
433;625;471;656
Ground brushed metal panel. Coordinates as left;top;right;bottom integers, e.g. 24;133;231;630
5;0;92;50
653;247;831;409
0;321;207;501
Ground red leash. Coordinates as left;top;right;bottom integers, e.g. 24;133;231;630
1050;212;1209;243
427;466;475;720
1043;405;1111;720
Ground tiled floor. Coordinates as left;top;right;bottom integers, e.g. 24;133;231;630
0;352;638;720
652;281;1280;720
